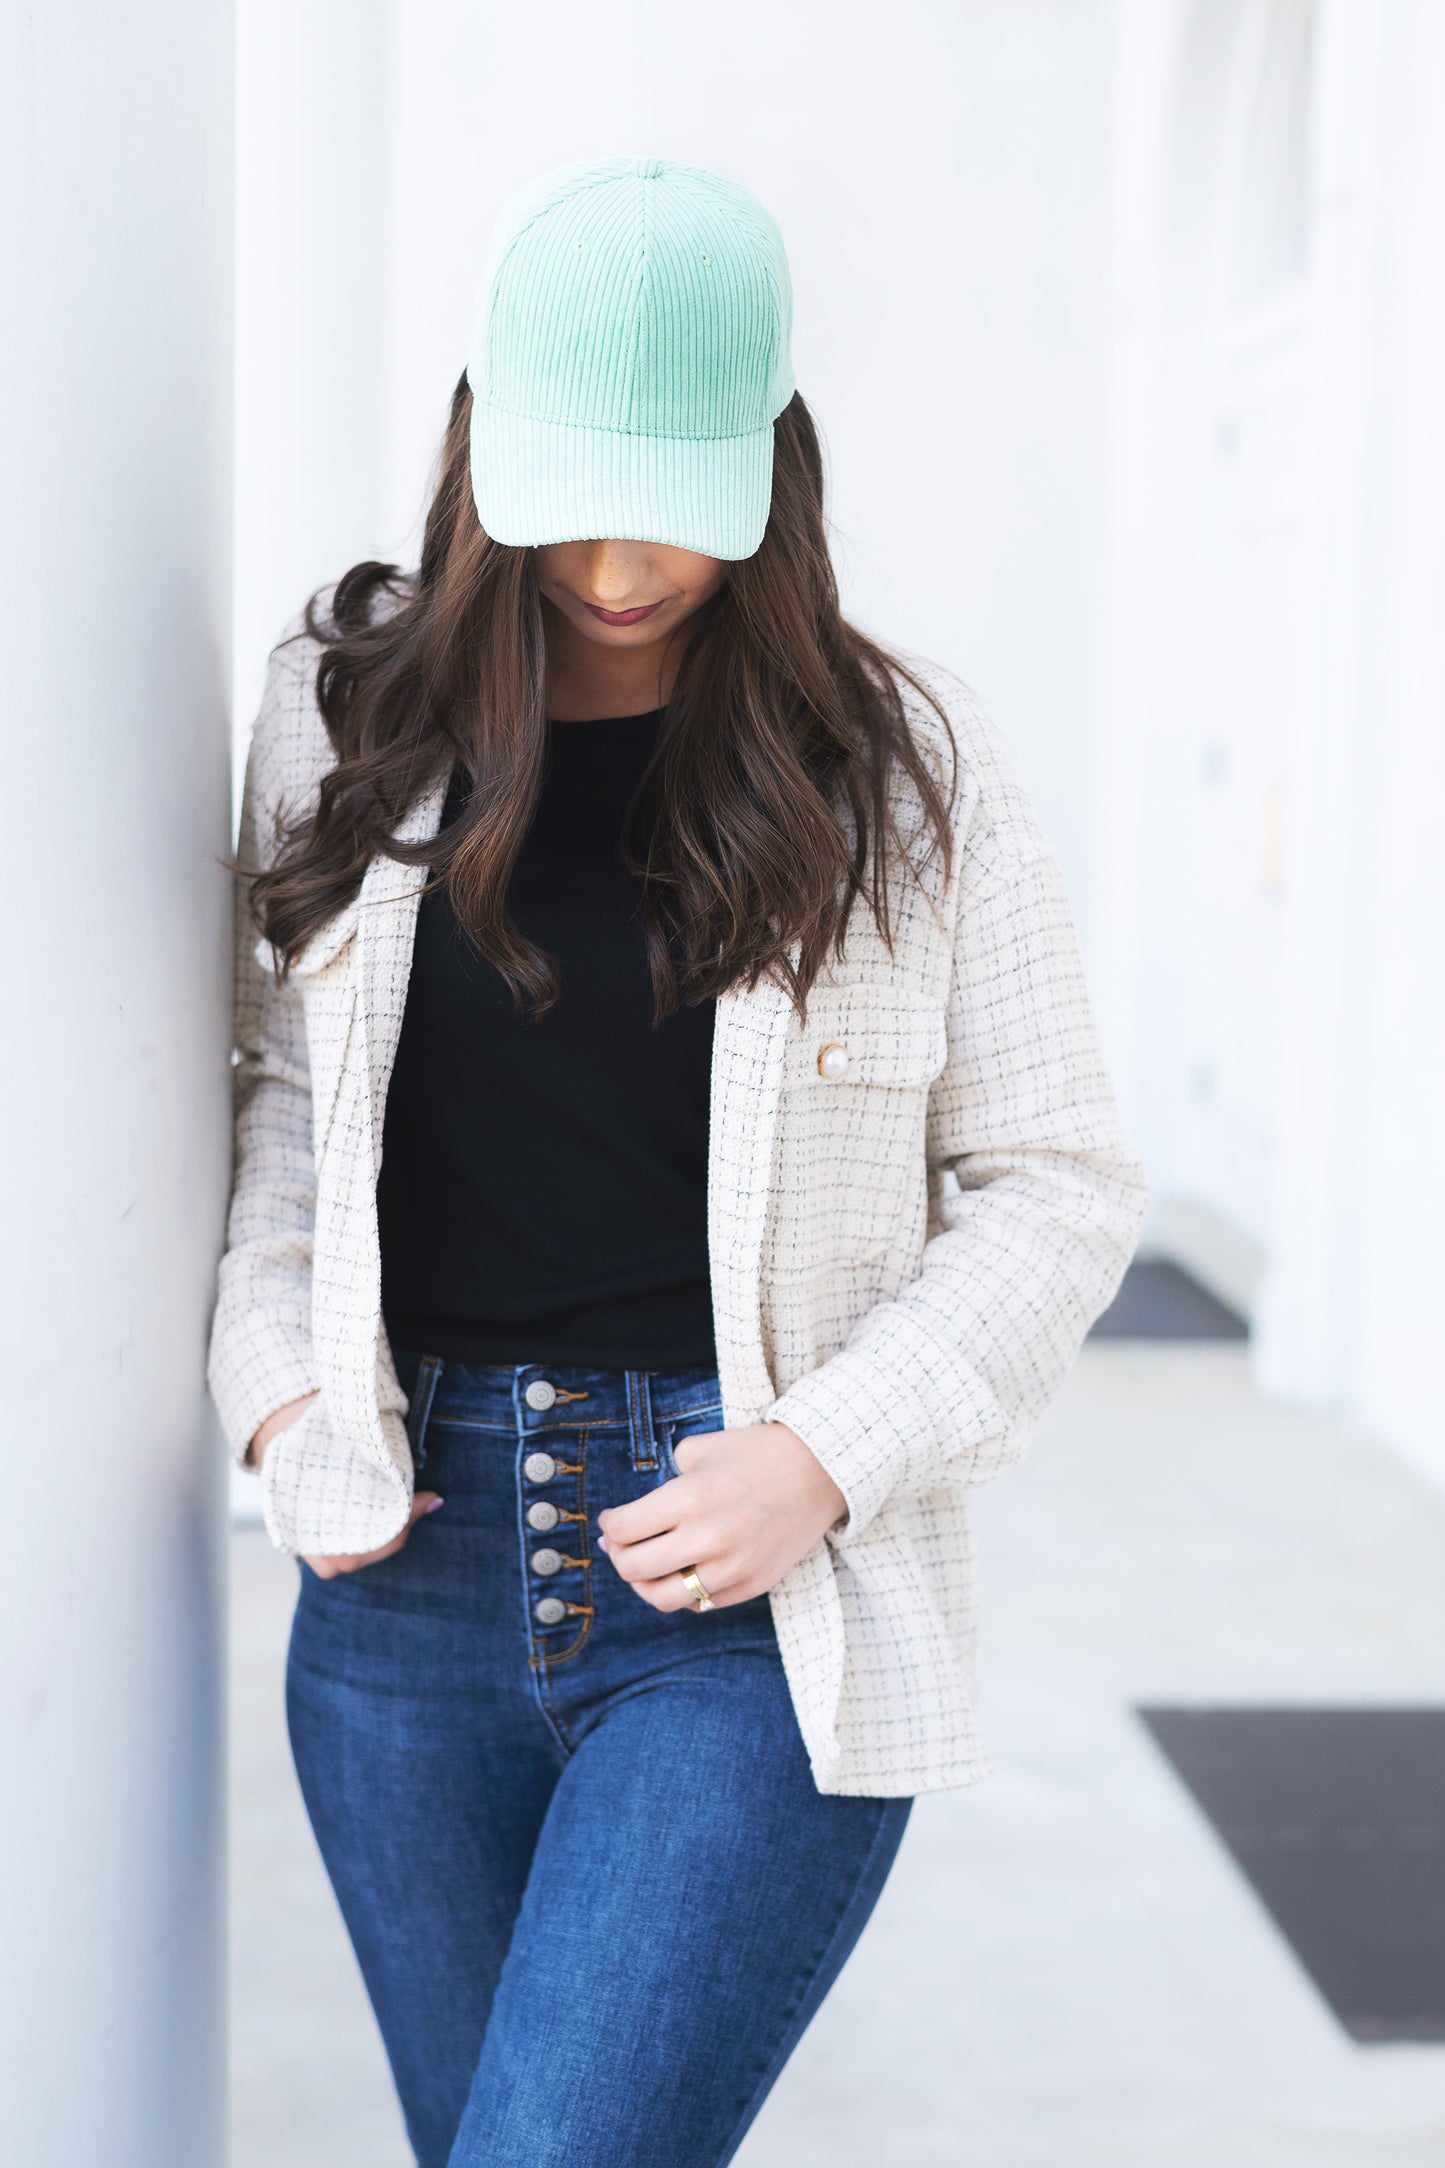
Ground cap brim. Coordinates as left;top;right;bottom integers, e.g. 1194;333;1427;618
469;400;774;561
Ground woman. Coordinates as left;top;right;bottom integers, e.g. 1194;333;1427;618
211;156;1145;2167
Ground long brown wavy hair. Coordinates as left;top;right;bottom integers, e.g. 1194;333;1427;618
251;378;954;1018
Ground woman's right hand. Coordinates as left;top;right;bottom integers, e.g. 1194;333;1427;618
247;1393;443;1578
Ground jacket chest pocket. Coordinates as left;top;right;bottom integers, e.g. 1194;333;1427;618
772;986;947;1271
783;986;946;1095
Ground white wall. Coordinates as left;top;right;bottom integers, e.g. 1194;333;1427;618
1099;0;1445;1475
235;0;1112;932
0;5;233;2162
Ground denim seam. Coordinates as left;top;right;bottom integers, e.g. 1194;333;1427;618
431;1416;628;1434
712;1799;911;2167
645;1397;725;1429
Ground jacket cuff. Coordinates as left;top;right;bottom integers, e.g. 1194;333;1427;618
766;1344;925;1541
259;1402;413;1556
207;1315;320;1469
766;1289;1018;1540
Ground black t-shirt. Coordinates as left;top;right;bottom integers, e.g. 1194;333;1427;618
376;710;716;1370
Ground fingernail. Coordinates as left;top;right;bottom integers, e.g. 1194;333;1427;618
598;1534;609;1553
424;1496;445;1515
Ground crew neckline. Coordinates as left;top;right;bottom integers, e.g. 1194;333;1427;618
546;707;664;728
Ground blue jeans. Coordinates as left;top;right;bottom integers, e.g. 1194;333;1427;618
286;1353;912;2168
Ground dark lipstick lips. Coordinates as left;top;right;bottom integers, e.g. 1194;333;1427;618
585;600;664;625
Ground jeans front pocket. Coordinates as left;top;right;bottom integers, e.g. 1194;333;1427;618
658;1402;725;1479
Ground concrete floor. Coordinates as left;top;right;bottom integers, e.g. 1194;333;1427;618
231;1345;1445;2166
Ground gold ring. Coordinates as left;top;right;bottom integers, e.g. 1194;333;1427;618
681;1569;715;1613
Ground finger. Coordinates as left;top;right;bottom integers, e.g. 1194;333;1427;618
597;1476;688;1547
602;1524;711;1585
630;1569;757;1615
304;1552;374;1578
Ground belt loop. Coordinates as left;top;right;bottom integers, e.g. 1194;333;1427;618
627;1369;658;1472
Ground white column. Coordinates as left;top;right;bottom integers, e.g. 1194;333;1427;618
1092;0;1190;1132
1252;0;1385;1405
234;0;389;750
1350;0;1445;1484
0;5;233;2164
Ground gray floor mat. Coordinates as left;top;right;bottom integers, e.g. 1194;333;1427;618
1139;1706;1445;2041
1090;1258;1248;1340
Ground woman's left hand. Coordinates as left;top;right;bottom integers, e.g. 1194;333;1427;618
597;1422;847;1611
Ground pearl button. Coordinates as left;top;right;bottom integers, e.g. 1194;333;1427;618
526;1500;559;1532
817;1042;850;1080
533;1597;567;1626
525;1379;557;1411
523;1451;556;1485
531;1548;563;1577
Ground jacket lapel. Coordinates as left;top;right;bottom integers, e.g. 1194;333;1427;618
305;779;447;1466
708;973;793;1424
357;775;450;1174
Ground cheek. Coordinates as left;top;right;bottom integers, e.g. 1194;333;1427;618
532;543;581;587
686;564;728;608
655;545;726;614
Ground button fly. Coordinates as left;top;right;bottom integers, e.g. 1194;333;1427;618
524;1379;557;1412
533;1597;567;1626
531;1548;563;1577
523;1451;556;1485
526;1501;559;1532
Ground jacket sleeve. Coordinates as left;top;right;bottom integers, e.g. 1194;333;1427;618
766;841;1148;1541
206;637;322;1462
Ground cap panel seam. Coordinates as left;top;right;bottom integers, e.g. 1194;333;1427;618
623;170;655;438
479;171;649;412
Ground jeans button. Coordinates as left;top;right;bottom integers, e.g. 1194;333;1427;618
533;1597;567;1626
527;1501;559;1532
523;1451;556;1484
524;1379;557;1412
531;1548;563;1577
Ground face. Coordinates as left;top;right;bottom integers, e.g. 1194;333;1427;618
532;539;728;648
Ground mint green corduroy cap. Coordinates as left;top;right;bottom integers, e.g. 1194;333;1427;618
467;156;795;561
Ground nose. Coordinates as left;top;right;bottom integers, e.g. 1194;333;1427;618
585;541;649;605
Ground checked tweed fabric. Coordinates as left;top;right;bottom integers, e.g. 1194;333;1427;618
208;599;1147;1796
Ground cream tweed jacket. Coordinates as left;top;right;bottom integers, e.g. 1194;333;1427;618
208;605;1147;1797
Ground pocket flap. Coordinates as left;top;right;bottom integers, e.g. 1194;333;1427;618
787;986;946;1090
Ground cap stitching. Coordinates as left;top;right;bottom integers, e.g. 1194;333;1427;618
476;395;780;447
